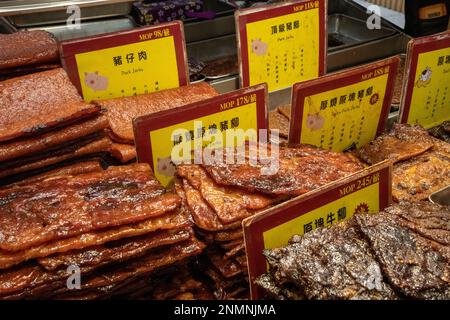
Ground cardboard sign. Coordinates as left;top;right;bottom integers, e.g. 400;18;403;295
133;84;268;187
243;160;392;299
60;22;189;102
235;0;327;93
400;31;450;129
289;57;399;151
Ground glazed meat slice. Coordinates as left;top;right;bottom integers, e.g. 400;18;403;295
355;205;450;300
50;238;205;297
96;82;218;143
3;160;103;188
392;150;450;202
0;164;181;252
207;248;243;278
277;104;291;120
0;208;189;270
263;219;398;300
202;144;365;196
0;68;94;142
0;115;108;162
268;111;289;138
178;164;274;224
0;31;58;70
0;136;112;179
356;124;434;165
37;227;192;271
181;179;240;231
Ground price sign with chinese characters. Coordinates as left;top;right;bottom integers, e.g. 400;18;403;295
243;160;392;299
133;84;268;187
289;57;399;151
60;22;189;102
235;0;326;92
400;31;450;129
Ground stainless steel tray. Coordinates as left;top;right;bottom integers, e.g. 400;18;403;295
0;0;134;27
429;186;450;206
328;14;396;52
27;16;136;41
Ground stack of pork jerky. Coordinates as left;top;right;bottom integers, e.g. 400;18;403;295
257;201;450;300
0;68;112;186
268;104;291;144
94;82;219;163
175;143;366;299
0;163;206;300
356;123;450;202
0;30;60;81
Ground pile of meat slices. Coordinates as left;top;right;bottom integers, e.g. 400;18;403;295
257;201;450;300
0;164;209;300
175;143;365;299
355;123;450;202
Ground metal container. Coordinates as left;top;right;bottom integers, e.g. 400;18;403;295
28;16;137;41
429;186;450;206
328;14;396;52
0;0;134;27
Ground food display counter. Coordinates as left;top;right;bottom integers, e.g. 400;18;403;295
0;0;448;303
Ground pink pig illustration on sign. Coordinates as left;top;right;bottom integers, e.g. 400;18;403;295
306;113;325;131
157;156;176;177
251;39;269;56
84;71;109;91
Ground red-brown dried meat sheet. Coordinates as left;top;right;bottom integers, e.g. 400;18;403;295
0;209;190;270
97;82;219;143
178;164;275;224
0;68;95;142
0;164;180;252
202;144;365;196
0;115;108;162
0;136;112;179
0;31;59;70
356;124;435;165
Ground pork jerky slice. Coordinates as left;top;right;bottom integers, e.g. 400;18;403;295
202;144;365;196
110;143;136;163
356;209;450;300
356;123;434;165
0;137;111;178
181;178;241;231
207;248;243;278
4;160;103;188
50;238;205;297
178;164;274;224
392;150;450;202
0;164;180;252
264;219;398;300
0;31;59;70
277;104;291;120
0;69;99;143
97;82;219;143
0;208;189;270
268;111;289;138
0;114;109;162
38;227;192;271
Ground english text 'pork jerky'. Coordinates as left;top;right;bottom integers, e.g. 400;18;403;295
0;164;180;252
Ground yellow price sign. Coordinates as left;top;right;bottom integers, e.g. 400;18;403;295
60;22;188;102
400;31;450;129
243;160;392;299
133;84;268;187
236;0;326;92
289;57;400;151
